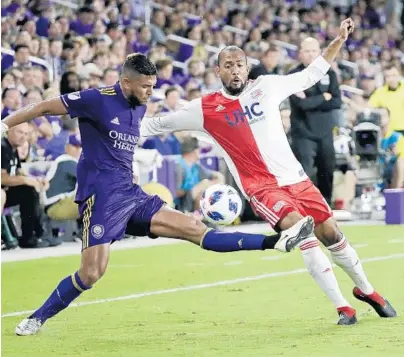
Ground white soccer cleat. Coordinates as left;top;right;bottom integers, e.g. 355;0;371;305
275;216;315;253
15;317;42;336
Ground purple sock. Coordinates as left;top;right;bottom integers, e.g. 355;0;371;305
31;272;91;323
201;230;266;252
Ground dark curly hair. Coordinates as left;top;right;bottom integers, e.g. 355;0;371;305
121;53;157;77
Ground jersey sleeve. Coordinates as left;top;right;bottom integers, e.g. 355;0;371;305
60;89;101;120
268;56;331;103
140;98;204;137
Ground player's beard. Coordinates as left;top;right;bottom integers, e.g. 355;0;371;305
126;91;142;108
223;81;247;96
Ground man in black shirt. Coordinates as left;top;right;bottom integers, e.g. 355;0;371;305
248;44;282;80
1;123;54;248
288;37;342;205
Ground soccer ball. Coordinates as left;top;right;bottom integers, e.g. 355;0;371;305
200;184;243;225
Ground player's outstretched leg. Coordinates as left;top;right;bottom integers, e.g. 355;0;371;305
149;206;314;253
277;212;357;325
15;243;110;336
316;218;397;319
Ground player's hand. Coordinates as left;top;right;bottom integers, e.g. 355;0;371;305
323;93;332;101
339;18;354;41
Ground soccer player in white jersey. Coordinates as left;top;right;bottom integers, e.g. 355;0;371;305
141;18;397;325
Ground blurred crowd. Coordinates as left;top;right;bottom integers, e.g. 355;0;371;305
1;0;404;249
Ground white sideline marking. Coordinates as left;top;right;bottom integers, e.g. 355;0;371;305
2;253;403;319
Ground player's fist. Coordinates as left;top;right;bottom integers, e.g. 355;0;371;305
339;18;354;41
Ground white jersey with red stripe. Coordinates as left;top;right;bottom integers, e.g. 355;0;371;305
140;56;331;199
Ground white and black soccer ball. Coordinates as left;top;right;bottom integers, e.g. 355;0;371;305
200;184;243;225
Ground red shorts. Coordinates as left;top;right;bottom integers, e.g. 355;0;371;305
249;179;333;229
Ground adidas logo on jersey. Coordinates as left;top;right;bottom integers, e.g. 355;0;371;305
110;117;120;125
215;105;226;112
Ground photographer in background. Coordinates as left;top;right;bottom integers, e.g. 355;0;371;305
1;123;57;248
289;37;342;205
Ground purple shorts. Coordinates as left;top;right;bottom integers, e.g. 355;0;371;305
78;185;165;250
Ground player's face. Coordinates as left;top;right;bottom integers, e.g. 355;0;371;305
216;51;249;96
122;74;157;105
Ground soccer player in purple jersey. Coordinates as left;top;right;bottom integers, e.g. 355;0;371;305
1;54;315;336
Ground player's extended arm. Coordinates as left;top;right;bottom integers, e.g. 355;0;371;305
1;97;67;132
275;18;354;101
140;99;204;137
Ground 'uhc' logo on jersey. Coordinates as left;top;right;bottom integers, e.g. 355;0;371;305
224;102;264;126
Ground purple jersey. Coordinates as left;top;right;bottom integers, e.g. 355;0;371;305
61;83;146;203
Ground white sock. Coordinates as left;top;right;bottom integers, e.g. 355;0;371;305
328;235;374;295
299;237;350;309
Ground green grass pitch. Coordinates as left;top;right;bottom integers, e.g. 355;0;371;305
2;225;404;357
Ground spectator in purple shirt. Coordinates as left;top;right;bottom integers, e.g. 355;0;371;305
70;7;95;36
36;8;53;37
1;88;22;119
132;25;151;55
118;2;132;26
1;44;30;73
155;59;175;89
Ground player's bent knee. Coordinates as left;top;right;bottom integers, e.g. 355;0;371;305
78;264;107;286
314;217;342;247
277;211;304;231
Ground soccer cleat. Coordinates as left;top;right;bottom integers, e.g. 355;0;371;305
337;306;357;325
15;317;43;336
353;287;397;318
275;216;315;252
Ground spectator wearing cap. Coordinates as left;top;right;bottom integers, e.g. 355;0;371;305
81;63;103;88
70;7;95;36
174;137;224;213
42;133;82;221
132;25;152;55
369;64;404;135
1;88;22;119
155;59;175;89
248;44;282;80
